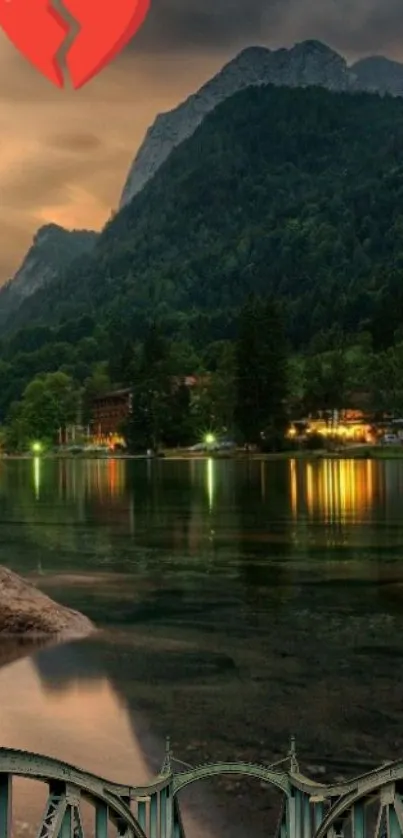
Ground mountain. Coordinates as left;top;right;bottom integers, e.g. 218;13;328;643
119;40;403;209
351;56;403;96
8;40;403;318
119;40;353;207
0;224;98;326
8;83;403;358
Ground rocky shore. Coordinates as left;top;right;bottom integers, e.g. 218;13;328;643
0;566;94;639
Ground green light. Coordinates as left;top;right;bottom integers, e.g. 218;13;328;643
31;442;42;454
204;433;216;445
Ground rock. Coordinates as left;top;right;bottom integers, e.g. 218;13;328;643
0;566;94;639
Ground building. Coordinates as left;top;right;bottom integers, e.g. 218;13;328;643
89;375;208;448
90;388;132;446
287;409;375;444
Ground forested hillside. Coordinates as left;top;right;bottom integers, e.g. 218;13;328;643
3;83;403;427
9;84;403;346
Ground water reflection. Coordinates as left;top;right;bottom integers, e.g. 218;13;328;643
0;645;152;838
1;457;403;838
290;459;375;523
0;642;227;838
0;648;137;774
33;457;41;500
206;459;215;511
1;457;403;572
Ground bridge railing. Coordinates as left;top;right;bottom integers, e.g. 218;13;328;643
0;742;402;838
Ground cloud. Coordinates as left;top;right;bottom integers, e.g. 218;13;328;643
130;0;403;58
46;133;103;152
132;0;274;52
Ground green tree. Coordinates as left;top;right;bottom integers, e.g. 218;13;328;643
208;342;237;433
126;325;173;451
81;363;111;424
5;372;79;451
303;351;349;414
235;296;288;447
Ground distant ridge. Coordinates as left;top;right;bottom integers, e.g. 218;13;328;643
0;224;98;326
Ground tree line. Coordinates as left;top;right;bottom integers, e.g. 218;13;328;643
4;295;403;453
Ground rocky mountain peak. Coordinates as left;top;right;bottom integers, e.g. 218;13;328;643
119;39;353;208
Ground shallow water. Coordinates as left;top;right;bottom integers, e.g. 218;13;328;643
1;457;403;836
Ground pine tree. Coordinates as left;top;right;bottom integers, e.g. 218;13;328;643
126;324;172;451
235;296;288;447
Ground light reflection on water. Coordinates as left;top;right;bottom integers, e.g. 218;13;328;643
23;455;401;524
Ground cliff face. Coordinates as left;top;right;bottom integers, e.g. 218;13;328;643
119;40;352;207
0;224;98;325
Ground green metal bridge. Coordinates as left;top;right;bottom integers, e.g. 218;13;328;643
0;737;402;837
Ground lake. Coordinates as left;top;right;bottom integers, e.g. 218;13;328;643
1;456;403;838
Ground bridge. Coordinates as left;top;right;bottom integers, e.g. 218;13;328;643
0;737;402;837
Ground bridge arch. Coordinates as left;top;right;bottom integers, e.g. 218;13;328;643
172;762;290;796
314;760;403;838
0;747;147;838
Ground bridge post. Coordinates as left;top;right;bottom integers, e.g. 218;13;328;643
0;774;12;838
95;802;109;838
150;793;158;838
294;790;302;838
159;788;167;838
288;793;297;838
302;794;311;838
393;792;403;837
61;784;83;838
61;804;71;838
136;797;149;834
160;784;174;838
352;802;365;838
388;807;402;838
313;800;324;831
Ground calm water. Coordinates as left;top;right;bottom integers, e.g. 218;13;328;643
1;456;403;836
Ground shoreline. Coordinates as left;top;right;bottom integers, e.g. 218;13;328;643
2;446;403;461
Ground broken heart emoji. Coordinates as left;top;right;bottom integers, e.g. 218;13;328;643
0;0;150;88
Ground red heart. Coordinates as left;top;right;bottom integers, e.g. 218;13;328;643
64;0;150;88
0;0;150;89
0;0;68;87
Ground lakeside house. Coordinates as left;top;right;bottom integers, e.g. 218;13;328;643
90;388;132;448
88;376;209;449
287;407;403;445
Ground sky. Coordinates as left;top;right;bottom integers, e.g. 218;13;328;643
1;0;403;283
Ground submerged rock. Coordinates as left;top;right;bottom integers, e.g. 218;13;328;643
0;566;94;638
